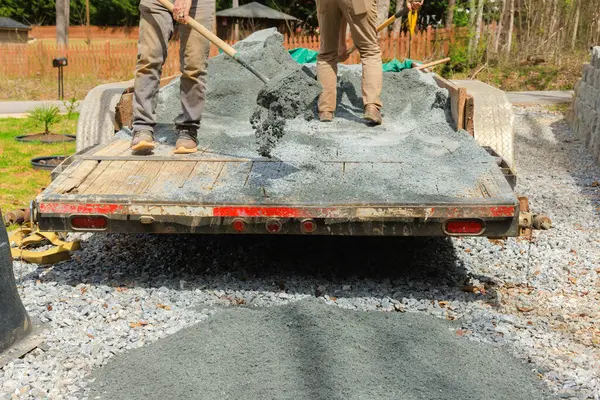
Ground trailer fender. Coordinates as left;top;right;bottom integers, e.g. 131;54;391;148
453;79;516;173
0;213;32;354
76;80;134;153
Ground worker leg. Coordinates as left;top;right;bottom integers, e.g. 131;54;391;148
177;0;214;132
341;0;382;109
316;0;343;113
132;0;174;133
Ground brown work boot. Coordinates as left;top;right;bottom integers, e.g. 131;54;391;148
174;129;198;154
363;104;382;126
318;111;334;122
131;129;155;154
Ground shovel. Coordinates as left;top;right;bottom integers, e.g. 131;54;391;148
157;0;321;113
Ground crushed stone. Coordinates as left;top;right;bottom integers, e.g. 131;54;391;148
152;28;457;158
87;299;548;400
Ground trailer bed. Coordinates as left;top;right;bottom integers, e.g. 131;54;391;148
35;114;519;236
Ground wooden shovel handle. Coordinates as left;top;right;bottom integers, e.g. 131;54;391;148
157;0;237;58
414;57;451;70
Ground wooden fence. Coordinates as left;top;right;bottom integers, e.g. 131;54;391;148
0;27;469;80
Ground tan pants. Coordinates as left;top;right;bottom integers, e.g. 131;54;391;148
316;0;383;113
133;0;214;133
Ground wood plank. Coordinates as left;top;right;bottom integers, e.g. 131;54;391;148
53;160;99;194
75;161;112;194
92;139;131;157
82;161;126;194
210;161;255;191
432;75;466;130
181;161;226;192
131;161;165;195
144;161;192;196
109;161;146;195
464;94;475;136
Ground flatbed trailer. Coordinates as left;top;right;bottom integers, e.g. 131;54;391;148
33;76;527;238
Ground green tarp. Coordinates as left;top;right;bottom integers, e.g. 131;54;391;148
288;48;415;72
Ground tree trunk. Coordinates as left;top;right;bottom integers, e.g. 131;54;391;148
233;0;239;41
393;0;406;33
571;0;580;49
494;0;506;52
473;0;485;55
445;0;456;28
505;0;514;57
467;0;477;61
56;0;69;46
86;0;91;45
377;0;391;26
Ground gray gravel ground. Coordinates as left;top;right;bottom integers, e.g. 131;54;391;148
1;106;599;399
88;300;548;400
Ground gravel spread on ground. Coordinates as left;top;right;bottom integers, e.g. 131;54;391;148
87;299;547;400
1;106;599;400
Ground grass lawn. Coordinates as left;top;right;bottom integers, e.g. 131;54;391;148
0;114;78;214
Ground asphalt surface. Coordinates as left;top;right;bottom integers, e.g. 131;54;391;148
506;91;573;105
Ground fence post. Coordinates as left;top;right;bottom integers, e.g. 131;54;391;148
105;40;111;79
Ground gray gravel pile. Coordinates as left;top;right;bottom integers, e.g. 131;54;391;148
1;106;599;400
88;299;547;400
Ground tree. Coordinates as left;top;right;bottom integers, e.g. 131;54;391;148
445;0;456;27
56;0;69;45
393;0;406;32
377;0;391;26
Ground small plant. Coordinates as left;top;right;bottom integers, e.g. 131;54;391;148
62;97;79;119
28;104;60;135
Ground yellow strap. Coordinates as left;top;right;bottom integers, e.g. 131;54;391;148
8;226;81;265
407;10;418;35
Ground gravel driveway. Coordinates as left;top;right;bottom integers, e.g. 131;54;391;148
1;106;599;399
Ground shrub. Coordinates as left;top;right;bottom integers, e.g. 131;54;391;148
28;104;61;135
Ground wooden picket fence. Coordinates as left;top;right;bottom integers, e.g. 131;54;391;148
0;27;470;80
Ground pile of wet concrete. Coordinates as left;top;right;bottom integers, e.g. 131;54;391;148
151;28;455;156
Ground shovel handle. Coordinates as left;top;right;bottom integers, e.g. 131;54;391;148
157;0;236;58
157;0;268;83
413;57;451;71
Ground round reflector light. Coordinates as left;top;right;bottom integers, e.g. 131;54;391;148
265;219;282;233
300;219;316;233
232;219;246;232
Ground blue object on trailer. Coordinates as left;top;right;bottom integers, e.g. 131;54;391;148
288;48;415;72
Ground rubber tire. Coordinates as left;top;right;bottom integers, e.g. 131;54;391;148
76;81;133;153
0;213;32;353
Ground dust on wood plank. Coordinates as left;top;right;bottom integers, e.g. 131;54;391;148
83;161;126;195
92;139;131;157
132;161;169;195
181;161;228;192
144;161;194;197
76;161;113;194
109;161;147;195
53;160;100;194
211;161;254;191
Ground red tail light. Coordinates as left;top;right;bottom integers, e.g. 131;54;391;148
71;216;107;230
232;219;247;232
265;219;282;233
300;219;316;233
445;219;485;235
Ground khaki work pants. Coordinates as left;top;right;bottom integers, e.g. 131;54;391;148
132;0;214;133
316;0;383;113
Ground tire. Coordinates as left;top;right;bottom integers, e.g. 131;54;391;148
0;213;32;353
76;81;133;152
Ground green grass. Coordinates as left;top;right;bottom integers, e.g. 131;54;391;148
0;114;78;214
